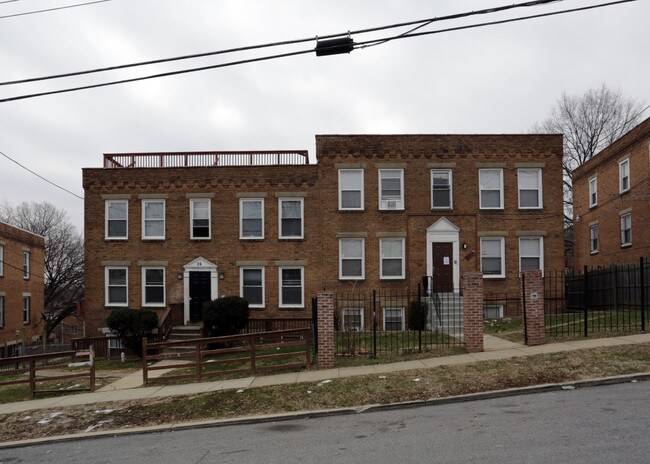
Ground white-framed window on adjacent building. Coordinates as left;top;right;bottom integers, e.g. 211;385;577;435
590;224;599;254
342;307;364;332
480;237;505;278
383;307;405;331
378;169;404;210
105;266;128;306
23;294;31;324
620;212;632;247
339;238;365;280
190;199;211;239
142;267;165;307
23;250;30;280
338;169;364;210
0;244;4;277
479;169;504;209
240;198;264;239
619;158;630;193
279;267;304;308
518;169;542;209
0;295;4;328
279;198;304;239
380;237;405;279
240;267;265;308
105;200;128;239
519;237;544;273
431;169;452;209
142;199;165;239
588;176;598;208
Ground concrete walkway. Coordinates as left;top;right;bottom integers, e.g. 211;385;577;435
1;333;649;416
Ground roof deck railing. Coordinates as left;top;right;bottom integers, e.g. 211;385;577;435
103;151;309;168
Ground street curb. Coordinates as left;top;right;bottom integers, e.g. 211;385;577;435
1;372;648;450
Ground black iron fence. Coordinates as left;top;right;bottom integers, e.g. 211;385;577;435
544;258;649;339
334;288;463;358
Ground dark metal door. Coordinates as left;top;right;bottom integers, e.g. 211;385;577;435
189;271;211;322
432;242;454;292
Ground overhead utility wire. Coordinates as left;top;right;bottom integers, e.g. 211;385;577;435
0;151;84;199
0;0;562;86
0;0;110;20
0;0;635;103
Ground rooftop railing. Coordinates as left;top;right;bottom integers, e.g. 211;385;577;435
103;151;309;168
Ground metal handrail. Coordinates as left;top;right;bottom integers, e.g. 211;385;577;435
103;151;309;168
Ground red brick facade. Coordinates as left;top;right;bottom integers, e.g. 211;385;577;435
521;270;545;346
573;117;650;270
461;272;484;352
0;222;45;357
82;134;564;335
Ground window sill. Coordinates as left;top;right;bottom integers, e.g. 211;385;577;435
378;209;405;212
589;204;597;209
590;251;599;255
621;243;632;249
105;237;128;241
432;207;453;211
142;238;166;242
240;237;265;241
339;278;365;281
380;277;406;281
143;304;166;308
105;304;128;308
479;208;504;211
278;238;304;241
190;237;212;241
279;306;305;311
620;189;630;196
483;275;506;280
338;209;365;212
518;207;543;210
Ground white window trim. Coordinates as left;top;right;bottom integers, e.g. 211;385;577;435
141;199;166;240
339;238;365;280
239;198;265;240
105;199;128;240
479;169;504;210
105;266;128;307
518;168;543;209
620;212;632;247
22;293;31;324
379;237;405;280
431;169;453;209
342;307;364;332
23;250;30;280
619;158;630;194
190;198;211;240
588;177;598;208
590;224;599;254
0;244;4;277
279;266;304;308
519;236;544;275
141;266;166;307
480;237;506;279
378;169;405;210
0;295;4;328
240;266;265;308
278;197;304;240
338;169;364;211
382;307;405;331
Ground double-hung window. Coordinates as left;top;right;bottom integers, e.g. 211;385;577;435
620;212;632;247
23;294;30;324
279;267;304;308
590;224;599;254
105;267;128;306
339;238;364;280
23;251;30;279
0;244;3;276
142;267;165;306
380;237;405;279
588;177;598;208
190;199;211;239
519;237;544;273
518;169;542;209
342;308;364;331
240;198;264;239
240;267;264;308
619;158;630;193
279;198;303;239
378;169;404;210
105;200;128;239
479;169;504;209
339;169;364;210
480;237;505;278
142;199;165;239
431;170;452;209
383;307;405;331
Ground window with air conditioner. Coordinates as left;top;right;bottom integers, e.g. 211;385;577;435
379;169;404;210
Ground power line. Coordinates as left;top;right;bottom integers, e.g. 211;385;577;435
0;0;563;87
0;259;46;281
0;151;84;200
0;0;110;20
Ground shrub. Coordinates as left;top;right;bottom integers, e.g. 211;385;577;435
203;296;250;338
107;308;158;357
408;301;428;331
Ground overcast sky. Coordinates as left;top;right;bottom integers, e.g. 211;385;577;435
1;0;648;231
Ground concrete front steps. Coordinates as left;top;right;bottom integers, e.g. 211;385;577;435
426;292;464;339
162;324;203;357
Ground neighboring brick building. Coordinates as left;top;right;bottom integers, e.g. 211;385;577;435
573;117;650;270
0;221;45;357
82;134;564;334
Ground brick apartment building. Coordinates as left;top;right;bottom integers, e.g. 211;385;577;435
82;133;564;334
573;117;650;270
0;221;45;357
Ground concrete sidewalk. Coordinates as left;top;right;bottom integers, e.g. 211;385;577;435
1;333;649;416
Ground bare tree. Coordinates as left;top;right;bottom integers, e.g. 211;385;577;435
0;201;84;341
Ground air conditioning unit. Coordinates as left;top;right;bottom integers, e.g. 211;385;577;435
381;199;403;210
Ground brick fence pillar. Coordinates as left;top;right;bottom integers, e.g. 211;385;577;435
462;271;484;352
521;270;546;346
316;291;335;369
